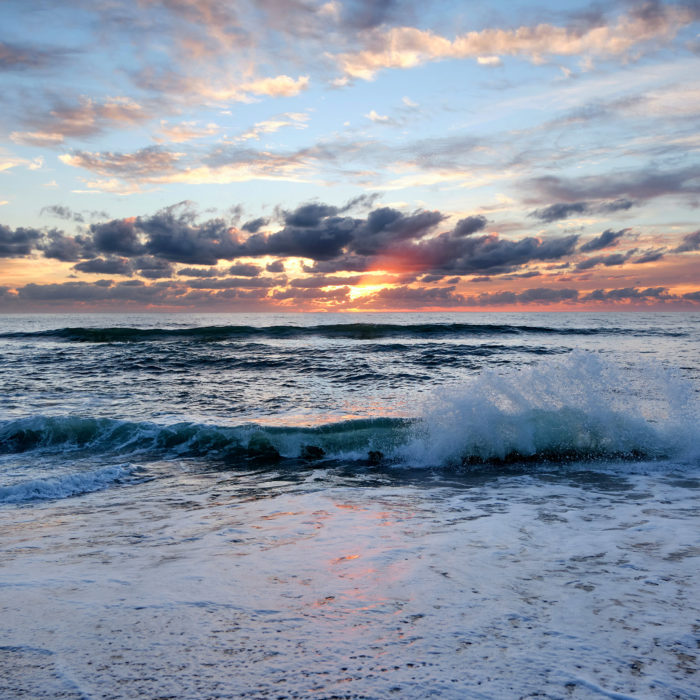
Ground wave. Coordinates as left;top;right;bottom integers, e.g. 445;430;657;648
0;322;688;343
0;463;137;504
1;354;696;474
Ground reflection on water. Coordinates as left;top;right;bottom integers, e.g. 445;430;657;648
1;462;697;698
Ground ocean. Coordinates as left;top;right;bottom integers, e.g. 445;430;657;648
0;312;698;699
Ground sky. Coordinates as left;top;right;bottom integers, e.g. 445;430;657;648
1;0;699;312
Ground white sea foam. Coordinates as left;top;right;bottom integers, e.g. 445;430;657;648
0;463;137;504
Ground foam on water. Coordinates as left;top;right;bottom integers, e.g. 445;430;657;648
0;463;137;504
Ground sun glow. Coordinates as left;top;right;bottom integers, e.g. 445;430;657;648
347;283;392;300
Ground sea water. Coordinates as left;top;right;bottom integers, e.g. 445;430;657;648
0;312;698;698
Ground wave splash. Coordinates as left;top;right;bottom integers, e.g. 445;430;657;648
404;352;697;467
0;354;696;503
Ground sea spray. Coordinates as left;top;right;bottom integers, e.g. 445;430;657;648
401;351;700;467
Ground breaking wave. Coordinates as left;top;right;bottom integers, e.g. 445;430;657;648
1;354;696;483
0;463;138;504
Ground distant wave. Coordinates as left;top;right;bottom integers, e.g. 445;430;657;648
1;354;696;479
0;322;688;343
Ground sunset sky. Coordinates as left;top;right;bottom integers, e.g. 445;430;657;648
1;0;699;311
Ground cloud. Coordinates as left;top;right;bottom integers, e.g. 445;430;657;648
40;205;85;223
530;202;589;222
133;255;175;279
634;248;666;264
335;4;697;80
582;286;670;301
289;274;361;288
365;109;394;124
10;131;65;147
354;285;466;308
186;277;279;289
61;142;310;187
673;229;700;252
529;198;636;222
139;203;239;265
60;146;181;178
0;41;70;71
579;228;627;252
227;263;262;277
16;96;152;144
41;230;95;262
575;251;632;270
73;257;134;275
453;215;488;237
0;224;42;257
241;217;269;233
90;219;144;256
528;165;700;205
381;229;579;275
156;121;219;143
266;260;285;273
237;113;309;141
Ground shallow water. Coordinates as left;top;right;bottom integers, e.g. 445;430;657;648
1;312;698;698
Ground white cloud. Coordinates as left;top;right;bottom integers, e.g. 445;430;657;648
366;109;391;123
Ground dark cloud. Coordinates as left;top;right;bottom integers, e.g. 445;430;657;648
453;215;488;237
530;202;588;222
529;199;635;222
240;215;356;260
598;198;635;214
583;286;669;301
350;208;446;256
91;219;144;256
140;203;239;264
40;205;85;223
579;228;627;252
463;287;579;306
0;225;42;257
683;290;700;301
177;267;220;278
501;270;541;279
133;255;174;279
396;230;579;275
304;255;372;273
41;230;95;262
241;217;268;233
673;229;700;252
634;248;666;264
575;252;631;270
227;263;262;277
73;257;134;275
283;202;340;227
266;260;285;273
